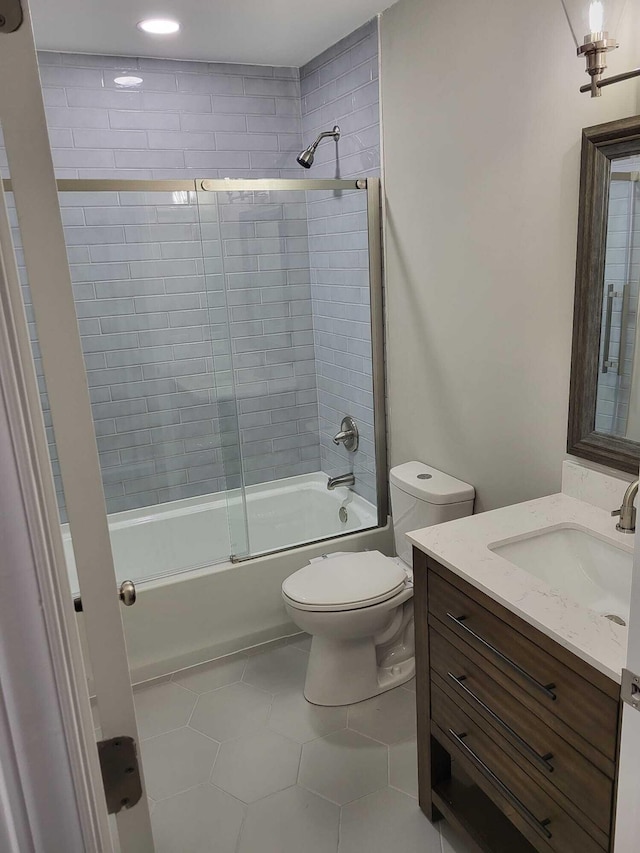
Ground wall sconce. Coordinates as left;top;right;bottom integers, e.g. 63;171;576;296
561;0;633;96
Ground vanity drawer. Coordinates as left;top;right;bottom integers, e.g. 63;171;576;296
428;568;619;760
430;626;613;834
431;684;605;853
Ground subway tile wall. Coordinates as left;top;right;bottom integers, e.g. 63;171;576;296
35;53;304;180
9;54;319;516
4;27;380;517
300;19;380;504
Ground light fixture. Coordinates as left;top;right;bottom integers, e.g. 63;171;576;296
113;75;143;87
561;0;631;96
137;18;180;35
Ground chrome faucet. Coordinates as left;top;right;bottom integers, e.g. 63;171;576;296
612;479;639;533
327;473;355;490
332;416;359;452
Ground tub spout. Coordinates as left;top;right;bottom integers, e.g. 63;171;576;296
327;473;355;490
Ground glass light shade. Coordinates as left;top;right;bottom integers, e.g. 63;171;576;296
561;0;628;46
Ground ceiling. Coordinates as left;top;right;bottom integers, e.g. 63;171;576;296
28;0;389;67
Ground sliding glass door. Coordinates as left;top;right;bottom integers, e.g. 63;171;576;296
14;175;385;581
196;178;385;560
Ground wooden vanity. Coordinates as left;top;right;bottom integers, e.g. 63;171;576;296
414;548;622;853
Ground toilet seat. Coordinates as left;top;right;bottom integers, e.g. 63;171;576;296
282;551;407;612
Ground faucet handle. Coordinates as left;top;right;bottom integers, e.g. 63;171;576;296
332;416;358;452
612;508;621;518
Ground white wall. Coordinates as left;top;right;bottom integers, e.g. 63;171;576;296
380;0;640;512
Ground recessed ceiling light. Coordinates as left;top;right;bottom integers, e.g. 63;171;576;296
114;75;143;87
137;18;180;35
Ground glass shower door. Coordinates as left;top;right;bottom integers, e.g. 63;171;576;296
14;183;249;584
199;183;319;559
195;188;249;559
197;179;383;560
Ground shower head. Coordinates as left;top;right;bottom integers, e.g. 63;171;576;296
296;147;315;169
296;125;340;169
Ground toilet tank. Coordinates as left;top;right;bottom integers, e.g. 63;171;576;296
390;461;475;566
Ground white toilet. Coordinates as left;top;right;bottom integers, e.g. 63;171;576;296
282;461;475;706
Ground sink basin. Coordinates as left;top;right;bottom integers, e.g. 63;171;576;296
489;526;632;625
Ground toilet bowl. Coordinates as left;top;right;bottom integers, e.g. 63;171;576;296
283;551;415;705
282;461;474;706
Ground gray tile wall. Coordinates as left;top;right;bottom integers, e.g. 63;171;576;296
300;19;380;504
35;52;304;180
7;53;320;517
4;30;381;520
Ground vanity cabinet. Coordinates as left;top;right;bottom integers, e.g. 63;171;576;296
414;548;622;853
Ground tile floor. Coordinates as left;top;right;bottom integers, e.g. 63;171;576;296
130;635;474;853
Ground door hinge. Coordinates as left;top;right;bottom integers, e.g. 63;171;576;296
621;668;640;712
0;0;23;33
97;736;143;814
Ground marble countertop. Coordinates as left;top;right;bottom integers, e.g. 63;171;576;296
407;493;632;683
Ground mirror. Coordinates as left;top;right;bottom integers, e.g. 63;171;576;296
568;116;640;474
596;162;640;440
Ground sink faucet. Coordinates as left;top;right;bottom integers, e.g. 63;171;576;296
327;472;355;490
612;479;639;533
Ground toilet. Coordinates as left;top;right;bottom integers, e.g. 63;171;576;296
282;461;475;706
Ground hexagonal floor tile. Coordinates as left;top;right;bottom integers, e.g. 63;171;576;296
268;688;347;743
141;726;219;800
242;645;309;694
211;728;301;802
389;738;418;798
348;686;416;744
172;654;247;694
189;682;272;742
133;680;197;740
151;784;244;853
298;729;387;805
237;786;339;853
339;787;441;853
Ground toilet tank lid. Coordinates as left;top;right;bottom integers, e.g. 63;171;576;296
389;461;475;505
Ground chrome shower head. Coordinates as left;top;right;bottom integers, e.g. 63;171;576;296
296;125;340;169
297;146;315;169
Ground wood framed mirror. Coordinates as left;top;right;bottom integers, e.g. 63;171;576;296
568;115;640;475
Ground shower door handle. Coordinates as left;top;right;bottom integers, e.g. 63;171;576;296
602;283;625;373
73;580;137;612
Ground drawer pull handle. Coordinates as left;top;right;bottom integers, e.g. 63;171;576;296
446;613;557;702
447;728;553;841
447;672;554;773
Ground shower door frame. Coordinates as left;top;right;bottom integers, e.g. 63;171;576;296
2;176;390;548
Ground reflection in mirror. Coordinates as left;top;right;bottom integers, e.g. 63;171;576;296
596;157;640;440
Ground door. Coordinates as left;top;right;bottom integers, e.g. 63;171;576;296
614;536;640;849
0;5;155;851
196;178;386;560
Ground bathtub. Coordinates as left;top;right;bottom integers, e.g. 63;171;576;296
67;473;393;684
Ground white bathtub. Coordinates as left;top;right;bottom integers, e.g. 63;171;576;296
63;473;378;590
68;473;393;684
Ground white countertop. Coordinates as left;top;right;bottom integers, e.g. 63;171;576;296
407;492;632;683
